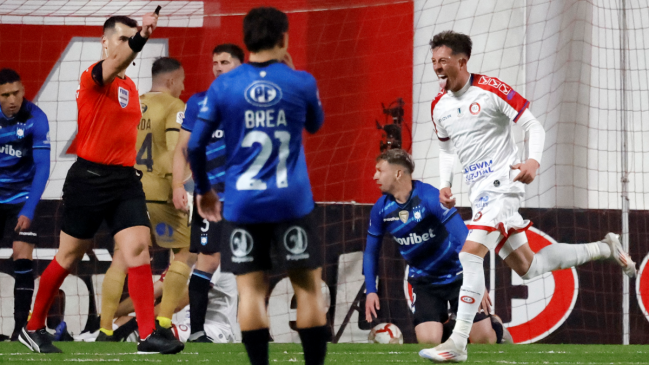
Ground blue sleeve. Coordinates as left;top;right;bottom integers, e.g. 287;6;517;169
363;202;385;294
303;73;324;134
181;94;201;132
188;118;216;195
363;234;383;294
196;82;220;127
188;86;221;195
19;111;50;219
19;149;50;220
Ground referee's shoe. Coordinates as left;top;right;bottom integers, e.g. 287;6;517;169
19;326;62;353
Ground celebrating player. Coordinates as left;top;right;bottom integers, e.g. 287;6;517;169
0;69;50;341
97;57;192;341
419;30;636;362
364;149;507;345
172;43;243;343
19;13;184;354
187;7;327;365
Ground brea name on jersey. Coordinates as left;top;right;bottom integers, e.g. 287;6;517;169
245;109;287;129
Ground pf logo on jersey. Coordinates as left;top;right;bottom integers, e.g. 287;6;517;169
245;81;283;107
230;229;254;263
118;87;129;108
284;226;309;261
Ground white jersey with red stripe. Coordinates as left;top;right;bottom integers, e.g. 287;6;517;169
431;74;530;203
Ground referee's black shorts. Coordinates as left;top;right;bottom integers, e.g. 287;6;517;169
61;157;150;239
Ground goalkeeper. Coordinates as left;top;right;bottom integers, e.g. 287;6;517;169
363;149;509;345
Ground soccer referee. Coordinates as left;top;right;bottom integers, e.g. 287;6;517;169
19;12;183;355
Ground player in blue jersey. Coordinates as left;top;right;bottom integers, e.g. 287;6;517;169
0;69;51;341
172;43;244;343
187;7;327;365
364;149;510;345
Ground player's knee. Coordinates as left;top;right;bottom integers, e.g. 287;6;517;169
415;322;443;345
12;242;34;260
288;268;321;293
520;255;542;280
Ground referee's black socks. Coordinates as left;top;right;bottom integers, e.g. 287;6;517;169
242;328;270;365
188;270;212;334
13;259;34;336
298;325;329;365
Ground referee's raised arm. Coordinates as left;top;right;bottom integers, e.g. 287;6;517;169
100;11;159;85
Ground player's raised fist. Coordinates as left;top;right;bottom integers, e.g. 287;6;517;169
140;11;158;38
439;187;456;209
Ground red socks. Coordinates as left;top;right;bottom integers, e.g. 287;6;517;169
128;264;155;339
27;258;69;331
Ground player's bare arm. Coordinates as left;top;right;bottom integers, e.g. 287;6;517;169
196;190;221;223
439;187;455;209
172;129;191;212
101;11;158;84
365;292;380;323
511;158;540;184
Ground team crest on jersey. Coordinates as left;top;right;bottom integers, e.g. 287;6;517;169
399;210;409;223
141;103;148;114
284;226;309;260
245;81;283;107
118;87;129;108
16;127;24;139
469;102;481;115
230;229;254;263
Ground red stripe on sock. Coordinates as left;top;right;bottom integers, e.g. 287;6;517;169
27;258;69;331
128;264;155;339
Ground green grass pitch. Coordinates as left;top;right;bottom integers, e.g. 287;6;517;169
0;342;648;364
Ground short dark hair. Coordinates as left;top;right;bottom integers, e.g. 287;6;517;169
213;44;245;63
429;30;472;59
103;16;138;33
243;7;289;53
151;57;183;78
376;149;415;175
0;68;21;86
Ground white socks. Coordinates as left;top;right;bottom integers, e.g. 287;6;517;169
449;252;485;348
521;241;610;280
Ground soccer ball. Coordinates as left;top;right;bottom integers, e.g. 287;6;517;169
368;323;403;344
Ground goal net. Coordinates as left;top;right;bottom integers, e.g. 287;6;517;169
412;0;649;344
0;0;648;345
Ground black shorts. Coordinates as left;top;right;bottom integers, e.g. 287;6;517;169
61;158;150;239
220;210;321;275
0;203;39;245
410;276;484;327
189;203;221;255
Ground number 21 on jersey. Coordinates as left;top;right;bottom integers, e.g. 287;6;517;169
237;131;290;190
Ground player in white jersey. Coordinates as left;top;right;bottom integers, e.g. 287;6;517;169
419;31;637;363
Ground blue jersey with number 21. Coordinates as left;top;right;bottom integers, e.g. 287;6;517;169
188;60;324;224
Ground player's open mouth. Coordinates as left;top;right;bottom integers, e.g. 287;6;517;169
437;75;447;80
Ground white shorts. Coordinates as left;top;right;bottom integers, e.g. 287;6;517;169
465;191;531;259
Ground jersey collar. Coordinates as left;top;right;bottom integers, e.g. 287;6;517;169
448;74;472;98
393;180;417;208
248;59;280;67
